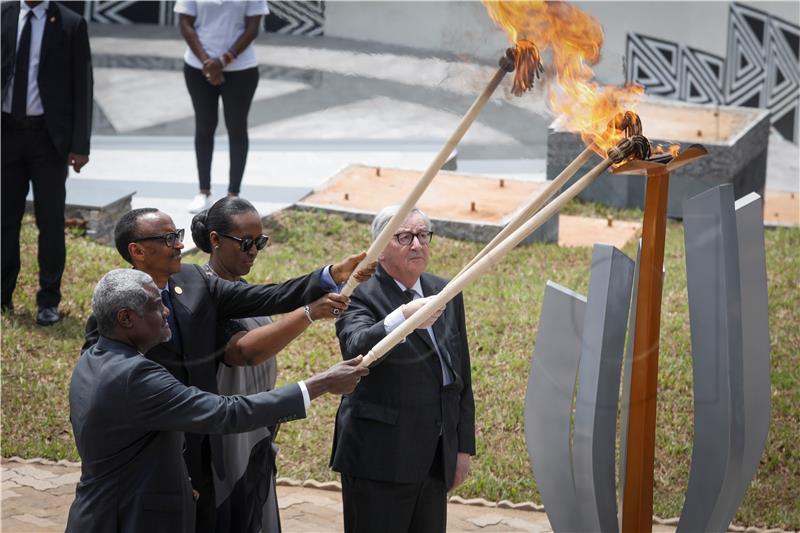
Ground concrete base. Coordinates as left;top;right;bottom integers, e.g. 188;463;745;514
547;99;771;218
297;164;559;243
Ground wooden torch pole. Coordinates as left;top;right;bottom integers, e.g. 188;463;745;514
340;67;510;298
358;155;616;368
621;167;671;533
454;144;596;280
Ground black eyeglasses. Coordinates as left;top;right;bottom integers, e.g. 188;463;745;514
220;233;269;252
133;229;185;247
394;231;433;246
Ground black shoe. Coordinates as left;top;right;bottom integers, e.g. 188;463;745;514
36;306;61;326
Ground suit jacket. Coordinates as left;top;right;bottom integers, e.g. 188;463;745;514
331;265;475;487
84;263;326;483
66;336;305;533
1;1;93;157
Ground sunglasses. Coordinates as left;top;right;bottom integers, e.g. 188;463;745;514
220;233;270;252
133;229;185;248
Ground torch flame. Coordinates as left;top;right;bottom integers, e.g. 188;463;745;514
482;0;645;156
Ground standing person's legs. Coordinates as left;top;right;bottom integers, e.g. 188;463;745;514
408;444;447;533
220;67;259;195
28;128;69;315
341;474;421;533
1;122;31;310
184;63;220;208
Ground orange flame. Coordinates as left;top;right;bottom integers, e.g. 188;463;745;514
482;0;645;156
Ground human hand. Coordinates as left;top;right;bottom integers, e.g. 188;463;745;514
401;296;444;329
449;453;471;490
308;292;349;321
330;252;376;284
67;153;89;173
202;58;224;85
305;356;369;398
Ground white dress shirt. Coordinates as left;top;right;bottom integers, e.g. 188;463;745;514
384;278;453;385
2;0;48;116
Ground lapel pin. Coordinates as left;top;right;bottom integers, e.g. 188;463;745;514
174;286;183;295
50;16;55;22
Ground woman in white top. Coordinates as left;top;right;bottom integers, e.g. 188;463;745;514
175;0;269;213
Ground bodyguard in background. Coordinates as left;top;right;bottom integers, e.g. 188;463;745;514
1;0;93;325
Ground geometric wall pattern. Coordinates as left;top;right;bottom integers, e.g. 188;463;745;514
62;1;326;37
627;2;799;142
263;1;324;36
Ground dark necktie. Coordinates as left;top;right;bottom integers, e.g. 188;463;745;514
11;11;32;119
161;289;182;348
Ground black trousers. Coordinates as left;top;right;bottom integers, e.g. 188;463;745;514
341;440;447;533
183;64;259;195
1;114;68;308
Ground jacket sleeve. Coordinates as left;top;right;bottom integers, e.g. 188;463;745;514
82;314;99;353
124;359;306;434
454;294;476;455
335;288;391;362
209;266;327;320
69;16;92;155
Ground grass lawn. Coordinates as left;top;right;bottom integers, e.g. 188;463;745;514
2;208;798;529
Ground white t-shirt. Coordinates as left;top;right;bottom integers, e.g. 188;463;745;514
174;0;268;71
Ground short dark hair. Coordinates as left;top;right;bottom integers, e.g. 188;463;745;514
190;197;259;253
114;208;159;263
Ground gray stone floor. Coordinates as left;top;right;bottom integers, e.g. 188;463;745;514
61;24;562;250
1;458;562;533
69;24;797;252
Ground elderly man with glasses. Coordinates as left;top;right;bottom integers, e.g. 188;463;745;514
67;268;368;533
331;205;476;533
81;207;374;532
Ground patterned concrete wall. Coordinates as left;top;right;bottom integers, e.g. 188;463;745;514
626;3;799;142
61;1;325;36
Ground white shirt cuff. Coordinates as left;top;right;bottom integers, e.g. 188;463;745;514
383;306;407;334
298;381;311;409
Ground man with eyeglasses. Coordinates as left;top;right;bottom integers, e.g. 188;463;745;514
81;207;374;530
67;268;368;533
331;205;475;533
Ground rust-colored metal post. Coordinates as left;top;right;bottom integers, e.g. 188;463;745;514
621;167;670;533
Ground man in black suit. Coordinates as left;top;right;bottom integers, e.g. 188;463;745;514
82;207;372;532
67;268;368;533
1;1;93;325
332;206;476;533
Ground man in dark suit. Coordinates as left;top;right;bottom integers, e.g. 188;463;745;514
1;0;93;325
332;206;476;533
82;207;372;532
67;268;368;533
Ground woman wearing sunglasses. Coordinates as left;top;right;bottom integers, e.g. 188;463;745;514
190;197;359;533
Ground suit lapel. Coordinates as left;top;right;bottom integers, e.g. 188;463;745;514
375;266;440;369
422;274;457;377
5;4;19;58
39;2;59;68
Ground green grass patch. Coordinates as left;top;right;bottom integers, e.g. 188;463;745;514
2;210;798;529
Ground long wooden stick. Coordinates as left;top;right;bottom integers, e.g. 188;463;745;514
358;156;614;368
340;67;509;297
453;145;596;281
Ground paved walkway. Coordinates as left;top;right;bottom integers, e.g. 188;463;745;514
0;457;566;533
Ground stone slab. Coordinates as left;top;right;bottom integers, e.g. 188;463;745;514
547;99;770;218
299;164;558;243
